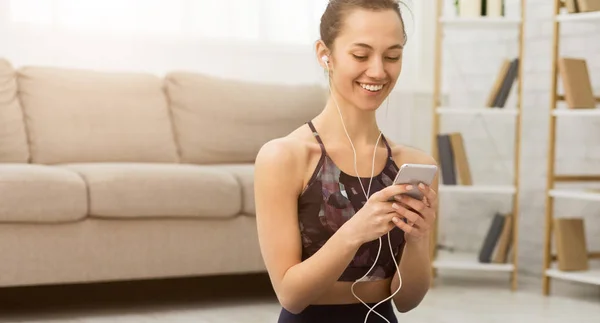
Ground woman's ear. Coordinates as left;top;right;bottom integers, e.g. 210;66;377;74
315;40;331;71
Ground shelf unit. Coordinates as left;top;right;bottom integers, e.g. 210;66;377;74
429;0;526;291
542;0;600;296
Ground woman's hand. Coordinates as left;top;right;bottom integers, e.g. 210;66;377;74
343;184;416;246
391;183;438;244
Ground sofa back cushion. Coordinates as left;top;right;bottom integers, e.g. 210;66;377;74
165;72;327;164
0;59;30;163
17;66;179;164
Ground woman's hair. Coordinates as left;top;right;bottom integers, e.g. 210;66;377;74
320;0;407;50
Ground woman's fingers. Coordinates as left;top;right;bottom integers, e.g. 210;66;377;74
392;216;417;234
391;202;424;227
393;194;427;214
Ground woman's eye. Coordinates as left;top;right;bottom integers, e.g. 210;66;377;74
352;55;367;60
386;57;401;61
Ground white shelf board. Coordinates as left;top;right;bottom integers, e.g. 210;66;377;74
556;11;600;23
546;267;600;286
439;185;516;195
436;107;519;116
440;17;521;28
549;189;600;202
433;251;514;272
552;109;600;116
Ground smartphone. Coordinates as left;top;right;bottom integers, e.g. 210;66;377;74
392;163;438;200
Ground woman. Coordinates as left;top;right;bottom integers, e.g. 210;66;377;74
254;1;439;322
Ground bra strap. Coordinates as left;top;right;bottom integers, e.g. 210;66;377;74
381;134;393;161
307;121;326;153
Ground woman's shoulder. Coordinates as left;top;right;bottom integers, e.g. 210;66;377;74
256;125;318;165
385;138;438;167
255;125;321;188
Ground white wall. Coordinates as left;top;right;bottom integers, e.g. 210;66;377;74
0;0;429;88
0;0;436;148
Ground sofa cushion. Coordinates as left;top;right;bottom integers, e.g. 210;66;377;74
60;163;242;219
17;66;179;164
214;164;255;215
0;59;29;163
165;72;326;164
0;164;87;223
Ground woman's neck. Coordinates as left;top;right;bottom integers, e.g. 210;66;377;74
314;97;382;148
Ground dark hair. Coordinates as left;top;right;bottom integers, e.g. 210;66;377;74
320;0;408;50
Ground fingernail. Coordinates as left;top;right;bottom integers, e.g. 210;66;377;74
392;217;399;223
392;203;399;209
406;185;413;190
419;183;425;189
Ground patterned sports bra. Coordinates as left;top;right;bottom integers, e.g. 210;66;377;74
297;121;406;282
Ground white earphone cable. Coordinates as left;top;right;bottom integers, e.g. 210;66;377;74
324;56;402;323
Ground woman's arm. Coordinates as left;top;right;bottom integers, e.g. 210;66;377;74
390;237;432;312
254;139;363;314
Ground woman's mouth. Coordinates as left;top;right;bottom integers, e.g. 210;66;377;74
358;82;385;93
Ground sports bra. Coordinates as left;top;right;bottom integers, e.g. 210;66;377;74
297;121;406;282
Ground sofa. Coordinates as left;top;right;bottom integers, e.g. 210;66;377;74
0;58;327;288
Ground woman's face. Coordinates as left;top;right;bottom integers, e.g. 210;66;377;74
324;9;405;112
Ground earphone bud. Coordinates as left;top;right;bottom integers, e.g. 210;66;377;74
322;55;330;70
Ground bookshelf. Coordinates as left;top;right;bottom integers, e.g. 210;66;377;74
440;16;522;27
429;0;526;291
436;106;520;116
542;0;600;296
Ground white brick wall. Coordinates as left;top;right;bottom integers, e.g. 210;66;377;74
434;0;600;277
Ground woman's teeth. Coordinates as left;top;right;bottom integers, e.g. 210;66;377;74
359;83;384;92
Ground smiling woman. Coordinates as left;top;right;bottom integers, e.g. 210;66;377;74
254;1;439;323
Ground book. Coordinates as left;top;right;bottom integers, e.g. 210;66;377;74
486;59;511;107
437;134;457;185
577;0;600;12
479;213;506;263
558;57;596;109
554;217;589;271
565;0;580;12
486;0;504;17
449;133;472;185
493;58;519;108
459;0;482;17
492;213;513;263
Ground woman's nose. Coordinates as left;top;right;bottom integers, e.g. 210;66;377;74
366;59;386;80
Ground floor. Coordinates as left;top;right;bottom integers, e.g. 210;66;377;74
0;272;598;323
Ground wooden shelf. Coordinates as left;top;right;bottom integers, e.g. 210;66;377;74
430;0;524;292
549;189;600;202
440;17;522;28
546;267;600;286
552;109;600;116
544;0;600;297
555;175;600;182
556;11;600;23
439;185;516;195
433;251;514;272
436;107;519;116
556;95;600;103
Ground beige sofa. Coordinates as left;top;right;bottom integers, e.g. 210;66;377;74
0;58;326;288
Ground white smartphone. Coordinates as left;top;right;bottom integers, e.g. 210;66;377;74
392;163;438;200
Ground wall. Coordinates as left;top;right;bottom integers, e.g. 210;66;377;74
0;0;436;148
433;0;600;279
0;0;431;90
